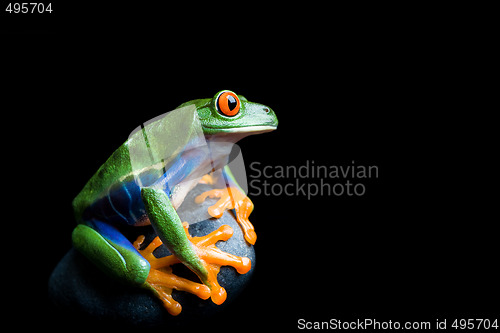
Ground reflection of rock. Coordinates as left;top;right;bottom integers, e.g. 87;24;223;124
48;184;255;327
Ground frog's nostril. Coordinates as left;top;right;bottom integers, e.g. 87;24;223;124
263;108;270;113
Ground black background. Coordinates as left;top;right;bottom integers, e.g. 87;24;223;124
3;3;497;331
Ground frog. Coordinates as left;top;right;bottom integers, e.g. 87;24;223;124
71;90;278;316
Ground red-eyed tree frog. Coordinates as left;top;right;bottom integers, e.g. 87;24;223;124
71;90;278;316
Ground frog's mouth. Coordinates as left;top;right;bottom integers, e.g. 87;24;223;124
203;125;276;143
204;124;276;137
221;125;277;134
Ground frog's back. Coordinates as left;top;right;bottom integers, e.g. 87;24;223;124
73;109;200;225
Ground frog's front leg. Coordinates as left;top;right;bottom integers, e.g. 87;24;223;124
195;166;257;245
140;187;251;307
134;222;250;307
133;235;210;315
141;187;210;284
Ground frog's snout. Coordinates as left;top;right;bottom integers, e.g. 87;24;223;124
260;106;278;129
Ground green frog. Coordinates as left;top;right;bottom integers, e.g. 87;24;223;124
71;90;278;315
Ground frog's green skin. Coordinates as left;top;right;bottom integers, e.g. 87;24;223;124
72;90;277;300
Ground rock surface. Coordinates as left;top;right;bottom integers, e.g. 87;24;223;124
48;184;255;327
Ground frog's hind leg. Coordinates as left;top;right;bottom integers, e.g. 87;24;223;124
72;220;209;316
72;220;151;287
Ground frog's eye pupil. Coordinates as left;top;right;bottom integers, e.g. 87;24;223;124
227;95;237;111
217;91;240;116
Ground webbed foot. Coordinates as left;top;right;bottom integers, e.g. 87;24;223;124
134;235;210;316
199;173;216;185
195;187;257;245
134;222;251;314
183;222;251;304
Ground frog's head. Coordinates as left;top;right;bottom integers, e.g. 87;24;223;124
179;90;278;141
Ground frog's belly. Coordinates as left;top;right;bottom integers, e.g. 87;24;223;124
82;175;201;227
82;147;222;227
83;179;149;226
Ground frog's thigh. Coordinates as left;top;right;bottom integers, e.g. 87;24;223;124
72;221;150;286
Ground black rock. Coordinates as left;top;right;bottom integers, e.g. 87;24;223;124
48;184;255;328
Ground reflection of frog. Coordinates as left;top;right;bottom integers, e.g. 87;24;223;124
72;90;278;315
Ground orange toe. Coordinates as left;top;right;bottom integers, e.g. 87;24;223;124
133;221;253;315
195;186;257;245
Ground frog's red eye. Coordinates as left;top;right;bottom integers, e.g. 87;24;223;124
217;91;240;116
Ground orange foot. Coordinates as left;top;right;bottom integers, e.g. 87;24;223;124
133;235;210;316
133;222;251;315
199;173;216;185
195;186;257;245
